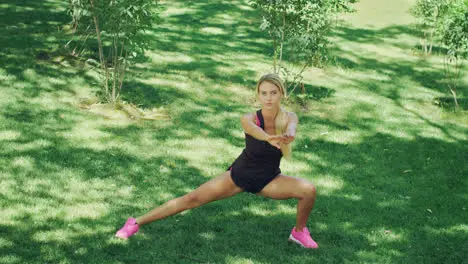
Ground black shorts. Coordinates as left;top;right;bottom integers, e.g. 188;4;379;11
228;166;281;194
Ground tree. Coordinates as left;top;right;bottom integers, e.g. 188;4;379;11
412;0;467;108
68;0;160;104
411;0;450;55
438;1;467;108
250;0;358;98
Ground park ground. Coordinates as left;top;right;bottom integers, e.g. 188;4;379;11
0;0;467;263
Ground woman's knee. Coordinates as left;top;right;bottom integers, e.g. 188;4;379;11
182;192;205;208
300;181;316;200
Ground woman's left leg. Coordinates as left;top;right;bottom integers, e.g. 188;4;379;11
257;174;318;248
257;174;316;231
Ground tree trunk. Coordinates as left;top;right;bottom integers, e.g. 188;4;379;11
273;38;277;73
428;31;433;55
89;0;104;72
278;12;285;73
287;63;308;98
112;37;118;103
422;32;428;55
449;86;459;109
89;0;109;98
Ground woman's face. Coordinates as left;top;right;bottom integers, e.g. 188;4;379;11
258;81;282;110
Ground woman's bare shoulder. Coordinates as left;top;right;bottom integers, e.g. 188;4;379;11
241;112;256;122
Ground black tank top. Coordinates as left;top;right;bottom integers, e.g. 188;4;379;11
230;110;283;172
228;110;283;192
243;109;283;166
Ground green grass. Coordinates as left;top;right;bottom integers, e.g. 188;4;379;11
1;0;467;263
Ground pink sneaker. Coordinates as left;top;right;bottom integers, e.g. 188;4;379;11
115;218;139;239
288;227;318;249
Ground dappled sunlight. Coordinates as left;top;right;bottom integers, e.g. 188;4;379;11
0;178;15;196
0;0;466;263
167;136;243;175
356;43;418;62
199;112;245;135
32;222;118;246
342;194;362;201
425;224;468;236
33;229;79;244
314;222;329;232
244;205;275;217
340;0;416;29
0;208;22;225
62;120;112;146
22;68;39;81
376;128;416;141
314;176;344;195
199;231;216;241
281;157;321;177
225;255;258;264
276;204;297;215
321;130;366;144
200;27;226;35
354;250;398;263
366;228;406;246
217;53;271;73
144;189;176;202
288;152;328;171
444;224;468;235
0;238;13;249
0;255;21;264
224;83;255;100
9;139;53;152
377;199;409;208
0;171;135;227
343;68;392;83
52;177;134;202
304;82;465;143
211;12;240;25
59;117;167;155
148;51;194;64
64;202;109;221
162;4;193;17
11;156;34;171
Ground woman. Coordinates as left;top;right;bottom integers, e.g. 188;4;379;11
116;73;319;248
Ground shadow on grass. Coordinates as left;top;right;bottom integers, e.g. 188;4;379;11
2;102;466;263
115;0;271;106
1;0;267;108
148;1;270;55
290;83;336;101
435;97;468;111
330;24;467;100
332;24;419;45
0;0;101;99
1;1;467;264
412;44;450;57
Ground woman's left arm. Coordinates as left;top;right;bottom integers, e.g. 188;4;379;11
283;112;298;144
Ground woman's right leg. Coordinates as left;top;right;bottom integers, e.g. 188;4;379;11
136;170;242;225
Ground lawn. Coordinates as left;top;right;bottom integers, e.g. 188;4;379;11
0;0;467;263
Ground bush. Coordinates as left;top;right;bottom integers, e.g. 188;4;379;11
68;0;161;104
411;0;450;55
412;0;467;108
250;0;358;98
439;1;467;108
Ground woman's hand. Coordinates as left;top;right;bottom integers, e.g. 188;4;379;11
266;135;284;149
282;130;295;144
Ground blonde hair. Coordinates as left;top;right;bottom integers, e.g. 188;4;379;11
256;73;292;159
